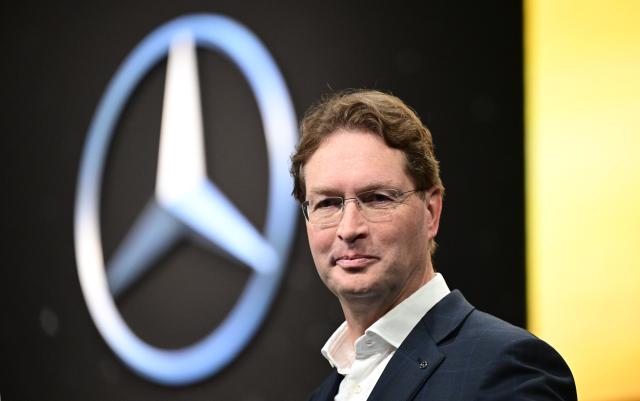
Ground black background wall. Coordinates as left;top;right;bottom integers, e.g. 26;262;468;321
1;1;523;400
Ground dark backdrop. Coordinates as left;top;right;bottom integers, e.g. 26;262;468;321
1;1;523;400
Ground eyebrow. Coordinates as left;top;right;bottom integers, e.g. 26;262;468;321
307;180;397;197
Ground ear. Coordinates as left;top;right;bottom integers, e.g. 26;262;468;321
425;187;443;240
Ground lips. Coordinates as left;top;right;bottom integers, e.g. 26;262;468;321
333;254;378;269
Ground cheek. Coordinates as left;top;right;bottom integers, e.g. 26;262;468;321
383;213;428;259
306;226;334;260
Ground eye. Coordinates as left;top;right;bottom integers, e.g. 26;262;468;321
358;190;398;207
313;197;343;211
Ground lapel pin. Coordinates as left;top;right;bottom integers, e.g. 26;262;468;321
418;359;428;369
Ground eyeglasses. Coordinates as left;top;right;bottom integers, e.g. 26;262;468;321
302;188;422;228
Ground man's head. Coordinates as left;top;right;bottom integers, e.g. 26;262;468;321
291;90;444;205
291;90;444;313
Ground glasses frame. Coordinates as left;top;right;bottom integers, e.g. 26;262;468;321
301;188;423;227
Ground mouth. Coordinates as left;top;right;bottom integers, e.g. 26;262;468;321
333;254;378;269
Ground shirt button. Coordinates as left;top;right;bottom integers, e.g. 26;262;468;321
353;384;361;393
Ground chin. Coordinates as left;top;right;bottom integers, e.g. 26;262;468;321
327;272;381;299
337;284;380;300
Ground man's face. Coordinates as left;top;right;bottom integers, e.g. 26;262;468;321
303;129;442;309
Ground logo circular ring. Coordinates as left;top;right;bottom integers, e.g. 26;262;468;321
74;14;298;385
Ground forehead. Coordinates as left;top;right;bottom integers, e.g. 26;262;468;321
303;129;411;194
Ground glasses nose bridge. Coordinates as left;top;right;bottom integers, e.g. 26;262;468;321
341;196;361;211
338;195;366;223
336;195;367;229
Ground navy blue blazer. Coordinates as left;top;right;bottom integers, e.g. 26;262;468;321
308;290;576;401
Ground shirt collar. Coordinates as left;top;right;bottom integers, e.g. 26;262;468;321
368;273;450;348
321;321;351;372
321;273;450;369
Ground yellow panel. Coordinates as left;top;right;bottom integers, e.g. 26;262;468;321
525;1;640;400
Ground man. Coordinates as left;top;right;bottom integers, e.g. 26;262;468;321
290;90;576;401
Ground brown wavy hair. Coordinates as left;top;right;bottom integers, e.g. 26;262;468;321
290;89;444;203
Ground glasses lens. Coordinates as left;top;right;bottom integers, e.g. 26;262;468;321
305;188;416;227
307;197;343;226
357;189;401;207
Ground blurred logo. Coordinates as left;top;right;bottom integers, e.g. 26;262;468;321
74;14;297;385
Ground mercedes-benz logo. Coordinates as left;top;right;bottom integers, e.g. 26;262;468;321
74;14;298;385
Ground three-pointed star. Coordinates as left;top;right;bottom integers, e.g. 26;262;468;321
106;34;278;297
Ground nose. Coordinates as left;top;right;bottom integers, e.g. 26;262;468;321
336;199;368;243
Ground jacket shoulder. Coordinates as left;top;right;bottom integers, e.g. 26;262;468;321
417;291;576;400
436;304;577;400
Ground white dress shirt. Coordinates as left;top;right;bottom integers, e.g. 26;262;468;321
320;273;450;401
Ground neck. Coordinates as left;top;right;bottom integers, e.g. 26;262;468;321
339;264;435;344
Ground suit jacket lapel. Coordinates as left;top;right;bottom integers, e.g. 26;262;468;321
422;290;475;344
366;319;444;401
309;368;343;401
367;290;475;401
